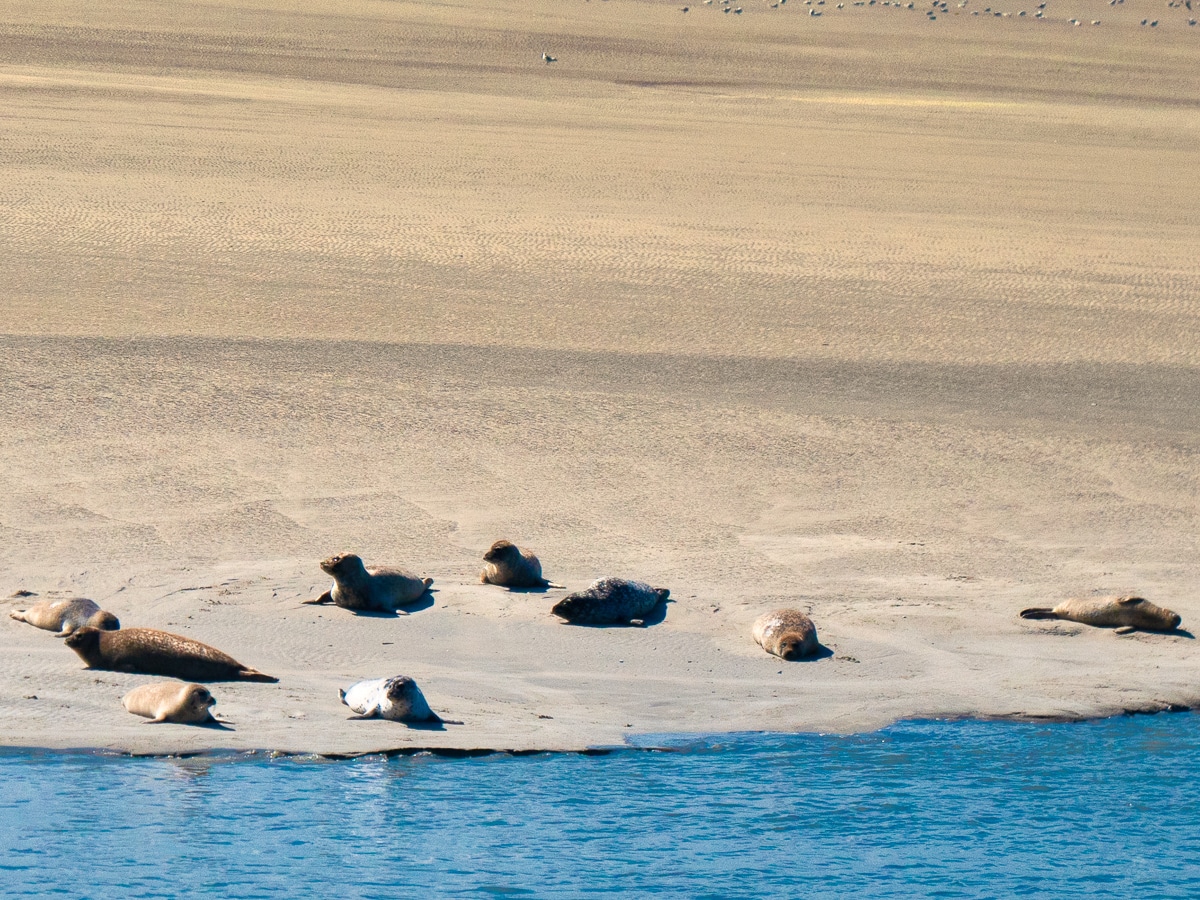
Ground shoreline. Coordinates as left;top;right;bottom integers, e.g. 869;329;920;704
5;706;1196;761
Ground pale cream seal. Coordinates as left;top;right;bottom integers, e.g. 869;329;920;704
122;682;217;724
9;596;119;636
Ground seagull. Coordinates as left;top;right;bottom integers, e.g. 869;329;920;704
542;52;557;63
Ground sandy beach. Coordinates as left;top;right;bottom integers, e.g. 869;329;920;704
2;0;1197;755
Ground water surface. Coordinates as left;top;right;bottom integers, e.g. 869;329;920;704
2;715;1196;898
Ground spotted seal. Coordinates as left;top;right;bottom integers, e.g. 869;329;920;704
480;540;562;589
753;609;820;660
1020;596;1182;634
9;596;119;636
64;627;278;682
339;675;450;724
551;577;670;625
304;553;433;613
122;682;217;724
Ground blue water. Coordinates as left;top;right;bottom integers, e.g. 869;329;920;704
2;715;1197;899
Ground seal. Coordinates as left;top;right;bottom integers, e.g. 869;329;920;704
304;553;433;613
9;596;120;637
1020;596;1182;634
551;577;670;625
339;675;450;724
480;540;562;589
122;682;217;724
753;609;820;660
63;627;278;682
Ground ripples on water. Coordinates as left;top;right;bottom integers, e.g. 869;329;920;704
1;715;1197;898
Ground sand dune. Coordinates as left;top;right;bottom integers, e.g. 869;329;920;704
1;0;1197;753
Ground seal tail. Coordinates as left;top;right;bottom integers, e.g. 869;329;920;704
238;669;279;683
1019;608;1059;620
655;588;671;602
542;580;565;589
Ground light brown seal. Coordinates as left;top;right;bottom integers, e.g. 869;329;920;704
753;609;820;660
64;626;278;682
122;682;217;724
551;578;670;625
1020;596;1182;634
304;553;432;613
480;540;562;589
9;596;120;636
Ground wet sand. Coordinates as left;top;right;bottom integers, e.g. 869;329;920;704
1;0;1197;754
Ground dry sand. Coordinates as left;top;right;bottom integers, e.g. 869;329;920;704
1;0;1197;755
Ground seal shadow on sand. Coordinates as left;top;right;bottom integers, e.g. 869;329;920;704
350;591;436;617
175;720;235;731
1148;628;1194;639
346;716;449;731
791;643;836;662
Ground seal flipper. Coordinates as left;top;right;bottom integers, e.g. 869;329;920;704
1019;608;1058;620
422;577;434;589
1115;626;1136;635
302;591;334;606
237;668;279;683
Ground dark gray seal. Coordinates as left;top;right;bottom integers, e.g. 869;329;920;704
64;626;278;682
753;609;820;660
10;596;119;636
1020;596;1182;634
480;540;561;589
305;553;432;613
551;577;670;625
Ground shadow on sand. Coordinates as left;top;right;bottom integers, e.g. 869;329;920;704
792;643;835;662
192;720;235;731
346;591;436;617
